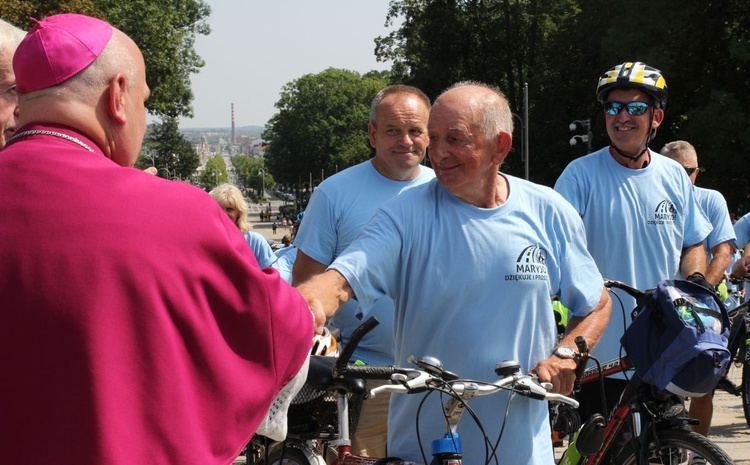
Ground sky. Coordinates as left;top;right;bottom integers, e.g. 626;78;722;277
168;0;400;129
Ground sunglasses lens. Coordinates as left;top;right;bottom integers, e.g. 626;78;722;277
604;101;621;115
604;101;650;116
626;102;649;115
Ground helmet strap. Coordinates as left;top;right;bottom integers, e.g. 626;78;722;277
610;111;657;167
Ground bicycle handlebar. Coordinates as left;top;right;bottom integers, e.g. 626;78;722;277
330;315;578;408
368;368;580;409
604;279;652;308
340;364;401;379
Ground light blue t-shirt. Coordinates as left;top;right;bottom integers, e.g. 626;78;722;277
695;186;735;252
555;148;712;368
734;212;750;251
294;160;435;365
331;176;604;465
695;187;738;307
271;246;297;284
244;231;276;269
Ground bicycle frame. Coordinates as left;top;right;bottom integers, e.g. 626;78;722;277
565;279;727;464
726;301;749;363
581;374;689;465
716;298;750;428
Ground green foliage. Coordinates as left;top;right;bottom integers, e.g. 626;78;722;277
376;0;750;211
0;0;210;119
137;117;200;180
233;155;275;199
263;68;389;184
198;156;227;192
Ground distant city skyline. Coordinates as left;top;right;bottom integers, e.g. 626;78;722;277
159;0;399;129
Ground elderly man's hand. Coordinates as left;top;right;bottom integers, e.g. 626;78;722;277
533;356;577;395
731;256;750;282
307;299;327;335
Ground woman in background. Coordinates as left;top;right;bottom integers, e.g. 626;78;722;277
210;183;277;269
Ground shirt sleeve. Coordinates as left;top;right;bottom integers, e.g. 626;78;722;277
682;182;713;248
245;231;277;269
292;188;338;266
554;166;585;216
328;210;402;312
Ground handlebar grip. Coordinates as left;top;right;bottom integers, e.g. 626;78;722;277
337;364;398;380
335;316;380;370
604;279;651;306
573;336;589;393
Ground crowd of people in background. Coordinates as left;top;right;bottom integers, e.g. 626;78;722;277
3;11;750;465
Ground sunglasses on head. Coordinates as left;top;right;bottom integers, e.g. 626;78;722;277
684;166;699;176
603;101;651;116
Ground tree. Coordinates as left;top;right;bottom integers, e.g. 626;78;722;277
137;117;200;180
263;68;389;184
233;155;275;201
375;0;750;212
374;0;579;181
0;0;211;119
198;155;227;192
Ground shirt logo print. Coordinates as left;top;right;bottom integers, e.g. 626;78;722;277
648;200;677;225
505;245;549;282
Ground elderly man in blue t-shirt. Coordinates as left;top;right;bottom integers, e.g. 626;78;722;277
299;82;611;465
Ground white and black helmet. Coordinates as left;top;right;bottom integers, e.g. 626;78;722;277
596;61;668;109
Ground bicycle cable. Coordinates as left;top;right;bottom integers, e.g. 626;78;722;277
488;385;517;465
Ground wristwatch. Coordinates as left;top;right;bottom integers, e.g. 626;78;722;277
552;345;576;360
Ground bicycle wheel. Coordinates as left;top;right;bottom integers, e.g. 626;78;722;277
741;347;750;428
612;429;734;465
263;444;324;465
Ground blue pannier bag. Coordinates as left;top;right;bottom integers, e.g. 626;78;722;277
620;279;731;397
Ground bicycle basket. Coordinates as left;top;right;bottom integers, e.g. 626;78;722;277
287;382;364;439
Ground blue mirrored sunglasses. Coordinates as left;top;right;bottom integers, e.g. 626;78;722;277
603;101;650;116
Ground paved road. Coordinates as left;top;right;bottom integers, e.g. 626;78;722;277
708;386;749;464
247;195;290;246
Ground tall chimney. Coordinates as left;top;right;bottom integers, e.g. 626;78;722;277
231;103;236;145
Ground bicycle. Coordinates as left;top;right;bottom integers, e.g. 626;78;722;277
248;316;580;465
714;296;750;428
554;279;735;465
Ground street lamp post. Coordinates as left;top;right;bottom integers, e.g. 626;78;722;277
158;167;172;180
569;119;593;153
510;82;530;180
258;167;265;200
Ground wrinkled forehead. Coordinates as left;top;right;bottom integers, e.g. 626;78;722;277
429;99;474;133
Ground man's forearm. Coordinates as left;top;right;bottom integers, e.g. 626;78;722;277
680;243;708;278
559;287;612;351
705;242;732;285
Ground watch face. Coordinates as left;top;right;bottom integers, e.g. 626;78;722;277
555;346;576;359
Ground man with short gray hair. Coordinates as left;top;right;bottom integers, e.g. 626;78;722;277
293;84;434;456
298;82;611;465
662;139;736;440
0;18;25;147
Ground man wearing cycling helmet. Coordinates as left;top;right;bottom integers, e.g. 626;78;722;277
555;62;713;419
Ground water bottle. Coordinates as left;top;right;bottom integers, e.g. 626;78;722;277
557;430;584;465
558;413;605;465
430;432;462;465
695;309;722;332
676;305;721;332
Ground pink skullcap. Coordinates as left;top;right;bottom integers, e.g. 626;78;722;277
14;13;113;93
